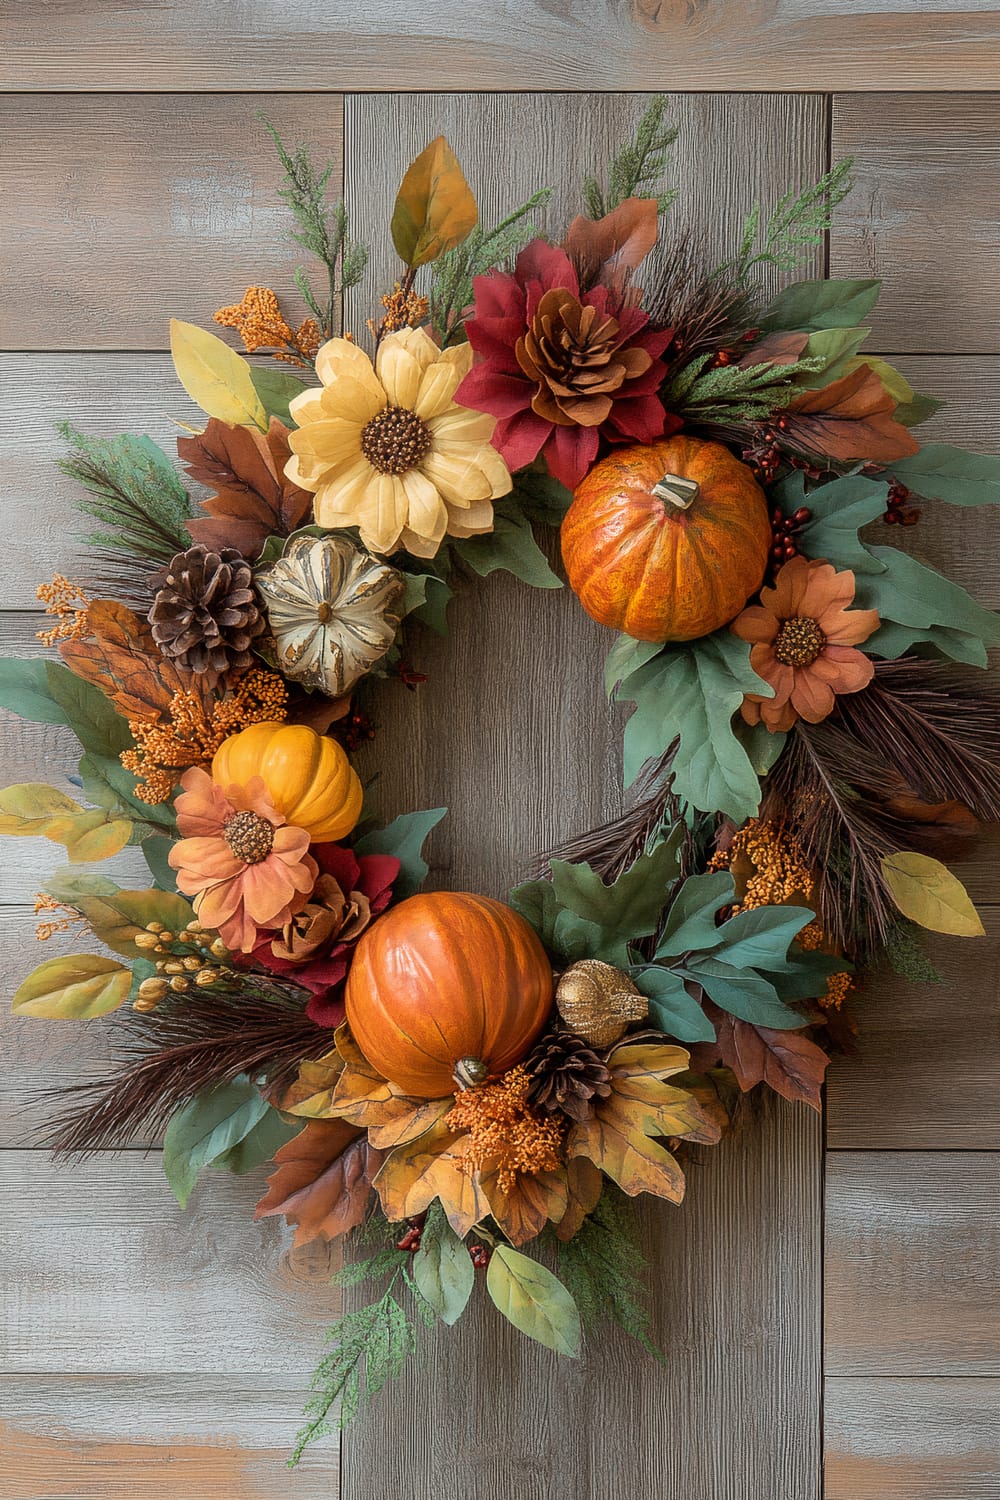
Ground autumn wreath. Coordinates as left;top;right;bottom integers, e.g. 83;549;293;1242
4;103;999;1456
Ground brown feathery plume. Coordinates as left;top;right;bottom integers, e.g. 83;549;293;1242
40;981;333;1157
643;232;756;372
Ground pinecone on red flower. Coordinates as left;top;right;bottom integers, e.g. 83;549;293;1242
455;238;678;489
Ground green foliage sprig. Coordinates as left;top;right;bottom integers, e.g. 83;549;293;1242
663;351;824;426
583;95;678;218
429;188;552;345
552;1186;660;1357
263;119;368;340
721;157;854;281
56;423;191;564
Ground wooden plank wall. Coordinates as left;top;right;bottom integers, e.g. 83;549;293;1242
1;25;998;1500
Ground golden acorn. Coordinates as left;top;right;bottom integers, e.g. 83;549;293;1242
555;959;648;1049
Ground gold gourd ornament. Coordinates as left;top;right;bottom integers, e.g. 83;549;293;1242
555;959;648;1049
256;533;405;699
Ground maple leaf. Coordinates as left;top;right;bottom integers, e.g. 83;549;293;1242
272;1049;344;1117
180;417;312;558
565;1038;718;1202
330;1027;453;1149
480;1168;570;1248
788;363;919;462
553;1155;604;1243
59;599;188;725
697;1002;831;1111
254;1118;384;1247
374;1119;488;1238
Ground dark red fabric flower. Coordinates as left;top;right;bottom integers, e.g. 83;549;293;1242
248;842;399;1028
455;239;677;489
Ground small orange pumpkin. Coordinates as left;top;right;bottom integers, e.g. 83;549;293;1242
560;435;771;643
211;722;362;843
345;892;553;1098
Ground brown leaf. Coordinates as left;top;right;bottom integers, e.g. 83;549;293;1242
375;1120;487;1238
882;793;978;833
563;197;659;290
254;1119;383;1247
553;1155;603;1243
669;1070;731;1144
286;690;353;733
789;363;920;462
59;599;188;724
738;330;810;368
710;1005;831;1112
566;1098;687;1202
180;417;312;558
481;1168;570;1248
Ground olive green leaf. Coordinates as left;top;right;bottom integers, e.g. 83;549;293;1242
411;1213;475;1326
249;366;308;427
12;954;131;1019
759;278;881;334
452;505;562;589
881;852;985;938
170;319;268;431
486;1245;581;1357
44;868;194;959
0;784;132;863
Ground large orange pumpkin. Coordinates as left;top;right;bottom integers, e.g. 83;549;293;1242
345;892;553;1098
560;435;771;643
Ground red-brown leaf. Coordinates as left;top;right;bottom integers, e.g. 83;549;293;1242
254;1118;384;1247
59;599;188;725
180;417;312;558
738;331;810;368
710;1006;831;1112
563;197;659;290
788;364;920;462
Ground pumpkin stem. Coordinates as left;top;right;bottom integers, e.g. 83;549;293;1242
652;473;700;511
453;1056;489;1091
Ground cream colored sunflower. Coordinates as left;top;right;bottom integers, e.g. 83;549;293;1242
285;328;512;559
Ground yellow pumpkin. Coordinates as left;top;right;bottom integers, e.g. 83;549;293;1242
211;722;362;842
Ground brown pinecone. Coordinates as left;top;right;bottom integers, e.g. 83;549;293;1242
516;287;652;428
149;545;264;689
525;1031;612;1124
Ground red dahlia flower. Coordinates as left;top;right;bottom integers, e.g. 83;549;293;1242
454;239;678;489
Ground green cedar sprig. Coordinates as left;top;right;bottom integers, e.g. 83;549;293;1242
552;1186;660;1357
721;157;854;281
663;351;824;426
583;95;678;219
262;118;368;341
56;423;191;564
429;188;552;346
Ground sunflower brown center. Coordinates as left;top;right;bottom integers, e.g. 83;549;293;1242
360;404;432;475
773;616;826;667
223;810;275;864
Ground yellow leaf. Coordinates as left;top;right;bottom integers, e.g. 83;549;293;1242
881;852;985;937
170;319;268;430
0;784;131;863
390;136;478;269
12;954;131;1019
567;1098;688;1203
276;1051;344;1117
375;1121;487;1238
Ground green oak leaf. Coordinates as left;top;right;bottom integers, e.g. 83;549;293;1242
632;966;716;1043
452;505;562;589
354;807;447;900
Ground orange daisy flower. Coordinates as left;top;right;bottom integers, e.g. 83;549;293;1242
731;556;880;733
168;768;318;952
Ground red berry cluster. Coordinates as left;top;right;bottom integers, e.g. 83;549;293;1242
468;1242;491;1269
337;706;377;753
883;479;921;527
396;1221;423;1253
769;504;812;573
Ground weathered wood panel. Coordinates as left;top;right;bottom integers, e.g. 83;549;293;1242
827;910;1000;1150
0;1152;342;1371
825;1153;1000;1376
1;1375;338;1499
342;1095;820;1500
825;1378;1000;1500
831;94;1000;354
1;96;341;349
3;3;1000;92
336;90;826;1500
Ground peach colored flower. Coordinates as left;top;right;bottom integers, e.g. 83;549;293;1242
168;767;318;952
731;556;880;733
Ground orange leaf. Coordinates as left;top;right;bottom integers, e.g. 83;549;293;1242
563;197;659;290
331;1027;453;1146
375;1121;487;1238
566;1098;687;1203
390;136;478;269
59;599;188;725
481;1168;570;1248
789;364;920;462
254;1118;383;1247
180;417;312;558
553;1156;604;1243
273;1049;344;1117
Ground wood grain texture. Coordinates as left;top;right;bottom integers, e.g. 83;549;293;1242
3;2;1000;92
825;1153;1000;1376
1;1375;338;1499
343;1096;821;1500
825;1378;1000;1500
1;96;340;349
0;1151;342;1372
338;91;825;1500
826;910;1000;1151
831;94;1000;354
